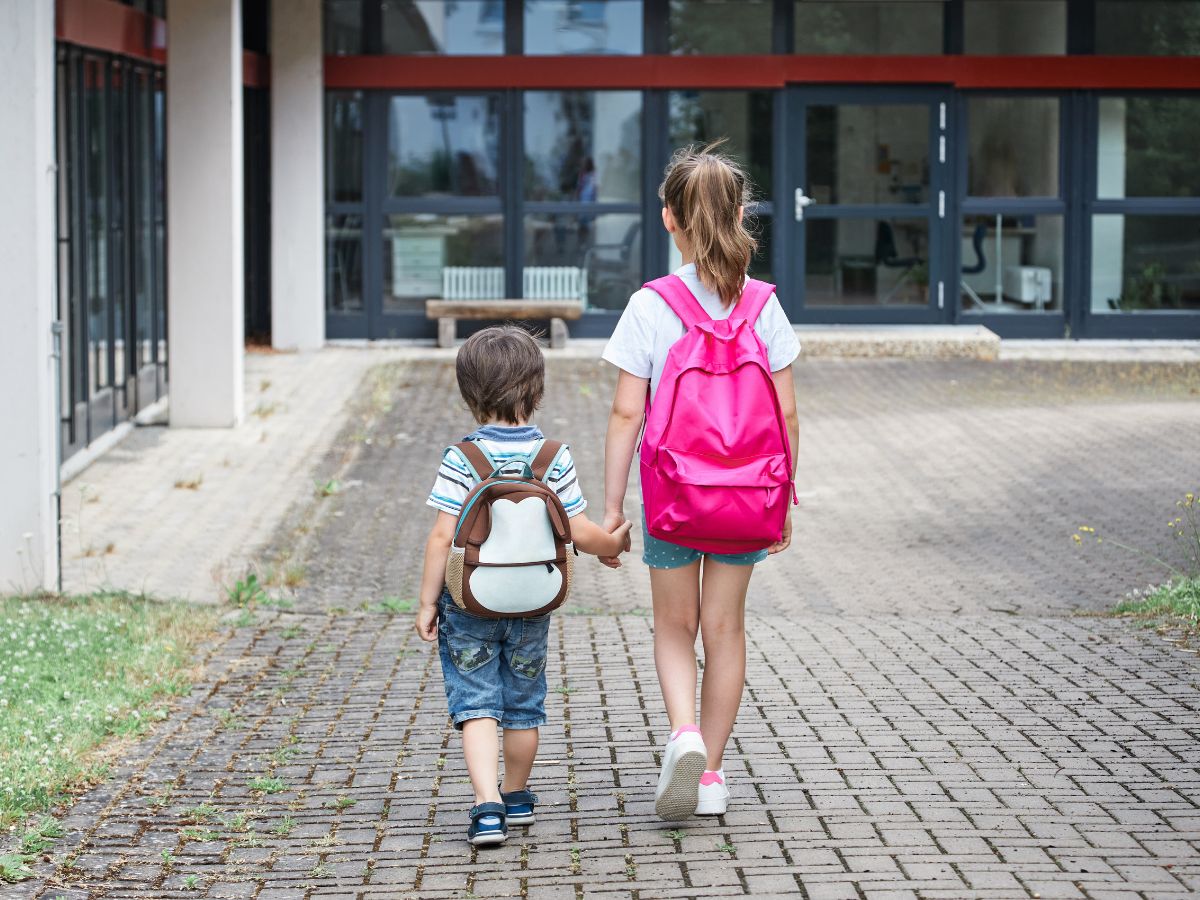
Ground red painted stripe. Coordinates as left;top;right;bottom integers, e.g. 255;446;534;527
323;53;1200;91
243;50;270;89
57;0;160;64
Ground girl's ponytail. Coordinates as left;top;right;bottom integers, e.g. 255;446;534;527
659;142;757;307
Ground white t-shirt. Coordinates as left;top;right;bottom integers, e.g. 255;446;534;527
601;264;801;402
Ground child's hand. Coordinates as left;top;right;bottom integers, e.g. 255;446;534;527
598;518;633;569
414;603;438;641
767;515;792;555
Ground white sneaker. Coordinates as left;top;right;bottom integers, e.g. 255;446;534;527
655;726;708;821
695;769;729;816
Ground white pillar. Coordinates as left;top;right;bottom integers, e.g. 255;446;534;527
271;0;325;350
167;0;245;426
0;0;58;591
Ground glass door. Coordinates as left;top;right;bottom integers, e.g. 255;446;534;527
787;86;952;323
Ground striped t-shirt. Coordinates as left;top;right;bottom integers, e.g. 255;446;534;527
427;424;587;518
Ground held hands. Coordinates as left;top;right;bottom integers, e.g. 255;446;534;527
598;512;633;569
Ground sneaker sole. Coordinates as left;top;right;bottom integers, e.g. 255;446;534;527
655;749;707;821
469;830;507;847
694;800;727;816
505;813;534;826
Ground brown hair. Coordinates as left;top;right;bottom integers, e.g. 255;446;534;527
456;325;545;425
659;141;757;307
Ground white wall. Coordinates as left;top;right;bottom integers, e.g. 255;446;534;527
167;0;245;426
271;0;326;350
0;0;58;591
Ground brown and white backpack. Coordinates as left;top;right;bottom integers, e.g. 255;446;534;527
445;439;574;619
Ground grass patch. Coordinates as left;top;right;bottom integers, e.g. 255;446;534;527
1114;576;1200;635
0;592;214;831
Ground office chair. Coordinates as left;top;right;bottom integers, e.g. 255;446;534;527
961;222;988;310
874;221;924;304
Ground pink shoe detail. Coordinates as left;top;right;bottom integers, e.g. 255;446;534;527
671;724;702;740
700;771;724;786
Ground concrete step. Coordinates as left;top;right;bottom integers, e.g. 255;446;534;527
794;324;1000;360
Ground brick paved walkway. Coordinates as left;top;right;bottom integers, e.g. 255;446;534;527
12;357;1200;899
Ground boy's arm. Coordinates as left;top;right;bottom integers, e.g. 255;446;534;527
571;512;633;561
415;511;457;641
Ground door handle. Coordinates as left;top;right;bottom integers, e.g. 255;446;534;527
794;188;816;222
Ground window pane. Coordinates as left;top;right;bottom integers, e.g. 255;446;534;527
388;95;500;198
807;105;929;206
1092;215;1200;313
1098;97;1200;199
381;0;504;54
968;97;1059;197
965;1;1065;55
806;218;929;307
1096;2;1200;56
669;91;773;197
794;2;943;55
960;214;1063;313
526;212;640;310
326;214;364;312
669;0;771;55
326;92;364;204
85;57;110;392
383;213;505;312
324;0;363;54
525;0;643;54
524;91;641;203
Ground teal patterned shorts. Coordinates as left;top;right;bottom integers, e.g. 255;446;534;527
641;509;769;570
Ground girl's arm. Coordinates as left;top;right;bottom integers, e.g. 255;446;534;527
603;369;649;533
571;514;633;560
414;511;457;641
770;364;800;555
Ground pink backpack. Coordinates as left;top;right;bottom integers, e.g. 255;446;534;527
640;275;797;554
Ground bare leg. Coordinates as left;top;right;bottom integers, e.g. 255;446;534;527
500;727;539;792
698;560;754;771
649;561;702;731
461;718;502;806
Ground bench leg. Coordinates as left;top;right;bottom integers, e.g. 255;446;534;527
549;317;569;350
437;317;456;349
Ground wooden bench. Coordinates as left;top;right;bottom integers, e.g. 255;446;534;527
425;299;585;349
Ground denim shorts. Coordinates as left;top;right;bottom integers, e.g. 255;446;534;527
436;589;551;731
641;509;769;570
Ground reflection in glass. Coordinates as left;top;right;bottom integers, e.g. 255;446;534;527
806;218;929;307
381;0;504;54
524;92;641;202
387;95;500;197
964;1;1066;55
1096;1;1200;56
669;0;771;54
525;0;643;54
794;1;943;54
383;213;505;312
669;91;773;196
807;105;929;206
960;214;1062;313
326;214;364;313
324;0;363;54
1098;97;1200;199
326;92;364;204
968;97;1059;197
85;57;110;392
1092;215;1200;313
526;213;640;310
134;69;155;370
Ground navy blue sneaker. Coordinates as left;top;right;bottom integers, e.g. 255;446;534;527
500;787;538;826
467;802;507;847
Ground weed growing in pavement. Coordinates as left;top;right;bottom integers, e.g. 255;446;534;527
248;776;286;795
0;816;64;883
716;842;736;856
182;873;201;890
226;573;268;608
181;803;218;824
180;827;219;843
0;592;212;833
308;863;333;878
315;479;341;498
375;596;414;615
213;709;248;731
280;624;304;640
554;683;574;696
272;815;296;836
173;475;203;490
1077;488;1200;633
160;849;175;867
326;796;356;811
665;829;686;842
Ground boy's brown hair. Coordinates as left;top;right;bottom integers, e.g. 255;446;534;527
456;325;545;425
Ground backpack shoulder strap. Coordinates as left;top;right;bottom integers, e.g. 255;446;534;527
731;279;777;326
644;275;709;330
530;439;564;482
455;441;493;482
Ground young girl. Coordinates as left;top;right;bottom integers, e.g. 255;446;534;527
600;144;801;820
